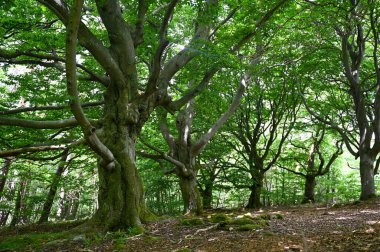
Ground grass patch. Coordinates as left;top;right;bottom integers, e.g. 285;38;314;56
0;231;69;250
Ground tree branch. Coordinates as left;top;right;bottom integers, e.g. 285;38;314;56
0;101;104;115
66;0;115;169
191;74;247;156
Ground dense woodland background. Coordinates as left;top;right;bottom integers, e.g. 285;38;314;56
0;0;379;232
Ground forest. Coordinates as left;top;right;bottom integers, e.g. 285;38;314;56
0;0;379;251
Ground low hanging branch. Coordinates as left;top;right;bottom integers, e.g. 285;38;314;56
0;101;104;115
66;0;114;170
0;117;79;129
0;139;84;158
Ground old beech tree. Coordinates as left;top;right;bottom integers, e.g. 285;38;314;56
0;0;289;230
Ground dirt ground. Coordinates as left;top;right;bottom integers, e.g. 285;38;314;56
114;200;380;252
1;199;379;251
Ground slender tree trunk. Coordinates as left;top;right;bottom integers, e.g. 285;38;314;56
0;158;12;200
0;211;9;226
201;183;213;209
359;153;376;200
38;150;69;223
302;175;316;204
67;192;80;220
178;174;202;215
10;178;26;226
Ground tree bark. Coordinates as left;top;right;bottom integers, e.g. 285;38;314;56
302;175;316;204
10;178;27;226
246;171;265;209
246;173;264;209
201;183;213;209
88;123;152;231
0;211;9;226
178;174;202;215
246;184;262;209
0;158;12;200
67;191;80;220
359;153;376;200
38;150;69;223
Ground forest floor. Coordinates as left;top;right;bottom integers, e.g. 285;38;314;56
0;198;379;252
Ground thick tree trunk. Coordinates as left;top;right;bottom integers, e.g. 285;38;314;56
0;157;12;200
359;153;376;200
38;151;68;223
246;184;262;209
90;129;151;231
246;173;264;209
201;183;213;209
179;175;203;215
302;175;316;204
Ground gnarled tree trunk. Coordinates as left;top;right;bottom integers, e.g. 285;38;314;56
178;174;202;215
93;140;145;230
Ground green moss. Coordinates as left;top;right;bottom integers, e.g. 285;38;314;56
253;213;271;220
128;226;144;235
146;235;162;241
275;213;284;219
180;218;204;226
236;224;262;231
175;248;192;252
112;237;128;250
259;220;270;227
210;213;232;223
140;207;158;222
230;217;254;225
262;231;275;237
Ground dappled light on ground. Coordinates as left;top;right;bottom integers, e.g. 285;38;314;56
1;200;379;251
